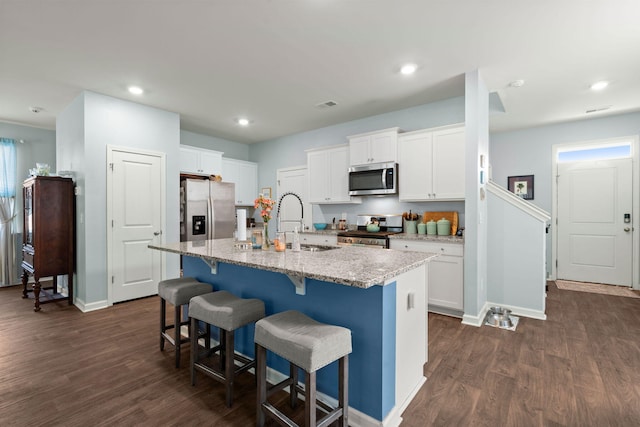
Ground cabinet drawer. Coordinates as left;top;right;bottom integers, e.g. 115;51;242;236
300;234;338;246
390;239;463;257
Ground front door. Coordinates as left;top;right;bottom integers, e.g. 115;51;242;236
108;147;164;303
557;158;633;285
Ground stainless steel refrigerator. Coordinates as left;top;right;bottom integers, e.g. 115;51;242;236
180;179;235;241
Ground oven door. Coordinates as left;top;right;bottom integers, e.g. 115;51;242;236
348;162;397;196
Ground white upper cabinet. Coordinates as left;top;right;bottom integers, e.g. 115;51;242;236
307;145;360;204
179;146;223;175
221;158;258;206
348;127;400;166
398;125;465;201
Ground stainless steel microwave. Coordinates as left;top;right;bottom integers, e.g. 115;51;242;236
348;162;397;196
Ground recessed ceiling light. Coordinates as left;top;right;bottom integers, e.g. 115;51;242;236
236;118;250;126
128;86;144;95
400;63;417;75
508;80;525;88
590;81;608;91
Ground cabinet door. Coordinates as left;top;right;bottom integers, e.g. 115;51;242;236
307;150;330;203
348;135;371;166
432;127;465;200
199;150;223;175
328;146;350;202
429;256;464;310
369;131;397;163
398;131;432;201
222;158;257;205
389;239;464;312
180;146;223;175
179;147;200;174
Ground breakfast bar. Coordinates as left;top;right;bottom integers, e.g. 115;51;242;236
149;239;436;427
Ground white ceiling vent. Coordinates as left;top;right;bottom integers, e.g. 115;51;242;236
586;105;612;114
315;100;338;109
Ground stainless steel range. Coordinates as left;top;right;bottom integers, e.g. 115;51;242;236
337;214;403;249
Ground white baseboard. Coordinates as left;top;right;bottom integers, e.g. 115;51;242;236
75;298;109;312
463;301;546;327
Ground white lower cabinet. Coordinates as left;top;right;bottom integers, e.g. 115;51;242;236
389;239;464;316
300;233;337;246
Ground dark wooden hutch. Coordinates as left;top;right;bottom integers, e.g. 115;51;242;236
21;176;75;311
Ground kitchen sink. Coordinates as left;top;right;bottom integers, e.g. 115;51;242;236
286;243;339;252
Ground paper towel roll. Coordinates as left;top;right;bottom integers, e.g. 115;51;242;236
237;209;247;241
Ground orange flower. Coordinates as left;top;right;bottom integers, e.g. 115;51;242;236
255;194;274;223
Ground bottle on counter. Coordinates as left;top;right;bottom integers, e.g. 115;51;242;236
291;226;301;252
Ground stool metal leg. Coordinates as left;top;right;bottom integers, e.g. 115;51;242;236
340;355;349;427
174;305;182;368
305;371;317;427
256;344;267;427
160;298;166;351
190;317;198;386
225;329;235;407
290;363;298;409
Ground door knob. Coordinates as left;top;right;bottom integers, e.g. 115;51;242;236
154;231;162;236
624;227;631;232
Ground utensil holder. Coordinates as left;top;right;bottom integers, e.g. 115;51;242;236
405;220;417;234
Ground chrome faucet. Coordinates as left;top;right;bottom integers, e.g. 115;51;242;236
276;192;304;232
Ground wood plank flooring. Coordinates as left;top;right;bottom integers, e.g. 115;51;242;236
1;282;639;426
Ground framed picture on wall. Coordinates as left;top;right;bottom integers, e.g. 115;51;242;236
508;175;534;200
261;187;272;199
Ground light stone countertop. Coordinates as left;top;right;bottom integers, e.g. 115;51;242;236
149;238;437;289
389;233;464;244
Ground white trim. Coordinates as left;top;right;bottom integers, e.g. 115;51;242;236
486;181;550;222
106;145;167;306
551;135;639;289
74;297;109;313
463;300;547;327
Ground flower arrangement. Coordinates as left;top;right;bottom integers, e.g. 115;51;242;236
254;194;275;248
254;194;275;223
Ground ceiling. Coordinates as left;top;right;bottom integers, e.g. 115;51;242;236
1;1;639;144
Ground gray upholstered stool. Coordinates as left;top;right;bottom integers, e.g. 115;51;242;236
255;310;352;427
189;290;265;407
158;277;212;368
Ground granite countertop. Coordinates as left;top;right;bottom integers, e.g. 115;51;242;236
389;233;464;244
149;238;437;289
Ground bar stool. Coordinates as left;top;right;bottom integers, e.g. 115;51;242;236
255;310;352;427
158;277;212;368
189;290;265;407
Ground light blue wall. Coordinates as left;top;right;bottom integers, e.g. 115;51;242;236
57;91;181;309
249;97;466;231
180;129;249;161
463;70;490;321
0;121;56;283
491;111;640;214
490;111;640;276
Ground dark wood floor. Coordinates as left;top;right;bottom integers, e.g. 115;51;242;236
1;282;639;426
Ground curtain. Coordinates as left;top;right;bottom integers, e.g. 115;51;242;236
0;138;17;286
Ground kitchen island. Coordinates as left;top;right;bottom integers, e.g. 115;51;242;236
149;239;436;427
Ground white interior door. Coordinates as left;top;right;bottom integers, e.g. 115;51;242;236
276;167;310;232
109;148;164;303
557;158;633;285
